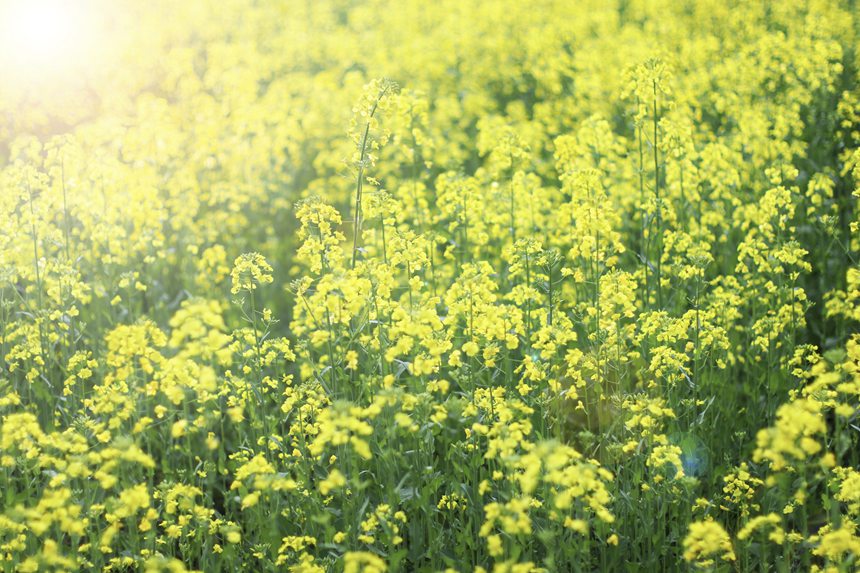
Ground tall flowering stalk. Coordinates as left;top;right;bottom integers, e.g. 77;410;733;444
349;79;399;269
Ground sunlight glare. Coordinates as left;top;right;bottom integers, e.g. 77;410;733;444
1;0;95;75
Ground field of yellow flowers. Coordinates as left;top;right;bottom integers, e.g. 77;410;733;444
1;0;860;571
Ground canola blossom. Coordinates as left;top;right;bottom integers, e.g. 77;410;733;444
1;0;860;571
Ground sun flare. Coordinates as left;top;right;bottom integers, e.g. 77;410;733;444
1;0;94;75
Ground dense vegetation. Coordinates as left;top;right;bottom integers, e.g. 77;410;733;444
1;0;860;571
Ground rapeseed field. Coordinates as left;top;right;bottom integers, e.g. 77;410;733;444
1;0;859;571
